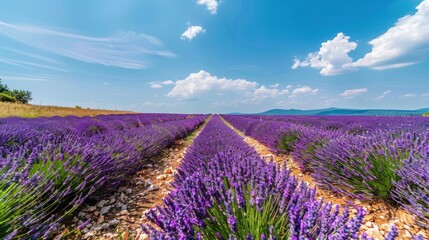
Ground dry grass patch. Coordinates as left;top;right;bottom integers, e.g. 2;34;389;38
0;102;134;118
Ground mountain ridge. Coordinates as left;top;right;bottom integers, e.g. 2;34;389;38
240;107;429;116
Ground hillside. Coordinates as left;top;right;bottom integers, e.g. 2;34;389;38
258;107;429;116
0;102;134;118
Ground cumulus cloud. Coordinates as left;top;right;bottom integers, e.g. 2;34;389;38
253;86;289;99
354;0;429;70
293;1;429;75
197;0;219;14
292;33;357;75
270;83;279;88
0;21;175;69
181;25;205;40
339;88;368;98
168;70;257;99
374;90;392;100
289;86;319;98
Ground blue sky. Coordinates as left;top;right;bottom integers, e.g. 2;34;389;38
0;0;428;113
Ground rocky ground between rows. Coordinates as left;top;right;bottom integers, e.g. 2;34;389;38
57;121;207;240
59;118;427;240
222;119;428;240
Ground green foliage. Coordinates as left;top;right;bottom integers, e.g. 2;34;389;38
75;105;82;109
0;79;32;104
0;151;92;239
11;90;32;104
29;154;90;191
0;179;37;237
341;148;406;200
0;79;9;92
197;181;289;239
0;92;16;103
279;132;299;153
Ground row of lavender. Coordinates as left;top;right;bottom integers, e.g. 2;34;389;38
143;116;407;239
0;114;206;239
222;115;429;228
0;113;194;150
247;115;429;133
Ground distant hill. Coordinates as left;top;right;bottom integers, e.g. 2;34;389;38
257;107;429;116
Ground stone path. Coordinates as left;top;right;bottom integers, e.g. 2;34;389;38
221;117;428;240
58;120;208;240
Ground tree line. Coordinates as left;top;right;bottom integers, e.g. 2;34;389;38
0;79;32;104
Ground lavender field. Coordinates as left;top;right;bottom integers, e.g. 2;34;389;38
1;113;428;239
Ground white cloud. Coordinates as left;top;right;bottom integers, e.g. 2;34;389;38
149;80;176;89
141;101;166;107
289;86;319;98
401;93;418;98
422;92;429;97
324;98;339;105
253;86;289;99
374;90;392;100
339;88;368;98
0;21;174;69
181;25;205;40
150;83;162;89
354;0;429;70
270;83;279;88
2;75;52;82
0;56;68;72
162;80;174;85
168;70;257;99
286;85;293;89
292;33;357;75
197;0;219;14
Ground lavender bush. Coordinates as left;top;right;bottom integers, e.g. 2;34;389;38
222;114;429;233
0;114;206;239
143;116;404;239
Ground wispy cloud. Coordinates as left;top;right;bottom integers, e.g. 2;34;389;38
149;80;175;89
2;75;53;82
401;93;418;98
0;57;68;72
374;90;392;100
0;46;59;64
150;83;162;89
339;88;368;98
0;21;175;69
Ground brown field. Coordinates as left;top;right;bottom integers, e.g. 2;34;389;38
0;102;134;118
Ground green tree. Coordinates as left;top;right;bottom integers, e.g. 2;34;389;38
11;89;33;104
0;92;16;103
0;78;32;104
0;79;9;93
